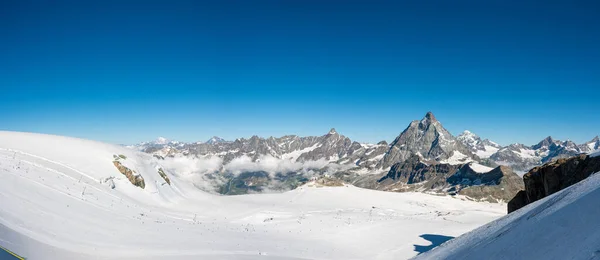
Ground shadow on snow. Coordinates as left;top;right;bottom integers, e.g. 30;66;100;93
413;234;455;255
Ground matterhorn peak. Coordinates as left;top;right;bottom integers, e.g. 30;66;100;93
419;112;438;125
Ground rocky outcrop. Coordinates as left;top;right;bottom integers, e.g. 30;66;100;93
313;177;344;187
158;168;171;185
508;154;600;213
456;166;524;202
113;161;145;189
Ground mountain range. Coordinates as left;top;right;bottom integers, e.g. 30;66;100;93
129;112;599;198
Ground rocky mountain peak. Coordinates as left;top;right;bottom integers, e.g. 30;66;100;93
424;111;437;122
378;112;475;169
328;128;338;135
532;136;556;149
592;136;600;142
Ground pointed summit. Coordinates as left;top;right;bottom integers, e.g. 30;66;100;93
532;136;557;150
379;111;474;168
592;136;600;142
328;128;338;135
424;111;437;122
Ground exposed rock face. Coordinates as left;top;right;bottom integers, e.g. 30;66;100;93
456;166;524;202
507;154;600;213
157;168;171;185
378;112;476;169
379;154;460;188
376;155;523;202
313;177;344;187
113;161;145;189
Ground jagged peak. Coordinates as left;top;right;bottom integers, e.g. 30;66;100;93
458;130;479;138
328;128;338;135
543;136;554;142
377;140;388;146
591;136;600;143
533;136;556;149
425;111;436;121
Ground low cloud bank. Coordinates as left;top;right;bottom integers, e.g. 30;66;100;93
161;154;355;179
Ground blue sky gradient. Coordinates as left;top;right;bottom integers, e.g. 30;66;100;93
1;0;599;145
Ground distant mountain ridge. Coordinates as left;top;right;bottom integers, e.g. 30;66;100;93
129;112;599;197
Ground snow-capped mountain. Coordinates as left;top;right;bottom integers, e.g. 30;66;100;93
130;112;598;196
131;128;389;173
488;136;597;173
578;136;600;153
378;112;476;169
205;136;227;144
456;130;501;159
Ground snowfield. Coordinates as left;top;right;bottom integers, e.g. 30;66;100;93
0;131;504;260
416;171;600;260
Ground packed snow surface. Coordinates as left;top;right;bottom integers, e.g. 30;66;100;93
469;162;494;173
0;131;504;260
440;151;473;165
475;145;500;159
416;171;600;260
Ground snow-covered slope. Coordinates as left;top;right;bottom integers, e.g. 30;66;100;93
415;171;600;260
0;131;504;260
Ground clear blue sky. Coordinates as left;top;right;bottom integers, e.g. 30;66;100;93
1;0;599;145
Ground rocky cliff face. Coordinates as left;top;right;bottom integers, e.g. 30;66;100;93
507;154;600;213
456;166;524;202
375;155;523;202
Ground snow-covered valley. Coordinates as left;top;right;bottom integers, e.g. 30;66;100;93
0;131;505;259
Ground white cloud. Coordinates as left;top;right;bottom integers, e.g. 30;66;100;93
224;155;331;176
160;154;357;192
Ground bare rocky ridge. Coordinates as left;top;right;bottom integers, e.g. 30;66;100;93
507;154;600;213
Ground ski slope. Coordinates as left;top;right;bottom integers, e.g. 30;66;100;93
0;131;504;259
415;171;600;260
